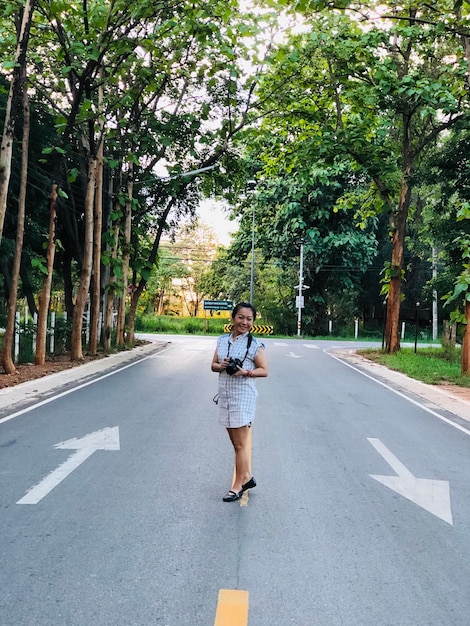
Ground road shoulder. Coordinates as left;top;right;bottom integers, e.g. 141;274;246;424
333;348;470;424
0;341;168;418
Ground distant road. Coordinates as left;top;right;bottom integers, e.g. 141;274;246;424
1;335;469;625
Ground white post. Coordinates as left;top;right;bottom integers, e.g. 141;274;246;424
14;312;20;362
50;312;55;354
85;308;90;343
247;180;256;305
63;312;68;353
328;319;332;334
297;240;304;337
354;319;359;339
432;246;438;341
250;203;255;305
33;312;38;353
401;321;405;340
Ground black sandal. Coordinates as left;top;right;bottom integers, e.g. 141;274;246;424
223;490;241;502
241;477;256;492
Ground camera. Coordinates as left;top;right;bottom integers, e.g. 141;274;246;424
226;357;243;375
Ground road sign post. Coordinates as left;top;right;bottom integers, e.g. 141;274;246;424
203;300;234;334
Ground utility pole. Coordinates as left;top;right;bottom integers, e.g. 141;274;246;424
297;240;304;336
247;180;257;305
432;246;438;341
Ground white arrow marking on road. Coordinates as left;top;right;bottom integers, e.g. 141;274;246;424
17;427;120;505
286;351;303;358
367;438;453;525
303;344;320;349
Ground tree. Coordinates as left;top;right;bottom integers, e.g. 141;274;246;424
1;63;30;373
0;0;35;244
35;183;57;365
139;249;188;315
170;222;219;315
227;148;380;332
242;6;470;349
420;129;470;372
27;0;265;356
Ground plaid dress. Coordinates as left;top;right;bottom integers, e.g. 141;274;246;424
216;332;265;428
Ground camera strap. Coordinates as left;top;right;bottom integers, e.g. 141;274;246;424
227;333;253;364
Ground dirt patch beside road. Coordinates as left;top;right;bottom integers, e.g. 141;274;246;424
0;342;152;390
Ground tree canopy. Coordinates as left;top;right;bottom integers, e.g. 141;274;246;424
2;0;470;368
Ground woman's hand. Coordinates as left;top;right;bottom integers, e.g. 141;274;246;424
219;358;231;371
212;350;231;372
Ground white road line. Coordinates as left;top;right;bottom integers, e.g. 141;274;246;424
17;426;120;505
368;437;453;525
0;347;172;426
326;349;470;437
368;438;414;478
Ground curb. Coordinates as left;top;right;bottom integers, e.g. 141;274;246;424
334;349;470;424
0;340;169;416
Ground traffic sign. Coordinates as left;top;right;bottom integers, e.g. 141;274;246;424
204;299;233;311
224;324;273;335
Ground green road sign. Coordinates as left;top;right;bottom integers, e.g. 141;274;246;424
203;299;234;311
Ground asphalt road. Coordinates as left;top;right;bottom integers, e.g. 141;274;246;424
1;335;470;625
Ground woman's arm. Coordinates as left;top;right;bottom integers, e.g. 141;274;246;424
211;348;230;373
240;347;268;378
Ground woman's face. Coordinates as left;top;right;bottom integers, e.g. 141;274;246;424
232;307;254;335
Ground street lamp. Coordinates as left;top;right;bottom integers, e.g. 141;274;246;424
160;165;218;181
134;164;218;185
247;180;257;305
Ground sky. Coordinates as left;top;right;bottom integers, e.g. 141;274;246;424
197;199;239;246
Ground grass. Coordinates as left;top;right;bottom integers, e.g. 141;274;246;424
358;345;470;387
135;314;229;335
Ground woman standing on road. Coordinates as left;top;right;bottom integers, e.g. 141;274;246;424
211;302;268;502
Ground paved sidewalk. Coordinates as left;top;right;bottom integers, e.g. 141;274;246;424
0;340;168;417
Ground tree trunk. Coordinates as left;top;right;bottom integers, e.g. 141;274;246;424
126;292;139;345
103;224;119;350
384;162;413;353
116;163;133;346
88;140;104;355
462;301;470;375
35;184;58;365
0;0;35;243
70;156;97;360
1;71;30;374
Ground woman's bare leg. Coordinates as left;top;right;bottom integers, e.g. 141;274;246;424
227;426;252;493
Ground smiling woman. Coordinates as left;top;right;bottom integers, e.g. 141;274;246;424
211;302;268;502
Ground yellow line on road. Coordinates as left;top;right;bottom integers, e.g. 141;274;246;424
214;590;249;626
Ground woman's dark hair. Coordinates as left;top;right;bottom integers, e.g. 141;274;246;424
232;301;257;320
